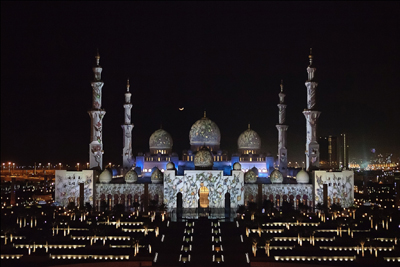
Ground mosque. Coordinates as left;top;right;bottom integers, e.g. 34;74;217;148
55;51;354;216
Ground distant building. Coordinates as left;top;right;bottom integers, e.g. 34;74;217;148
319;135;339;169
338;133;349;169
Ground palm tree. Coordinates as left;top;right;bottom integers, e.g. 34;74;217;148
2;225;16;245
263;233;272;257
148;200;158;214
252;238;258;257
359;238;366;257
89;222;105;245
248;202;258;221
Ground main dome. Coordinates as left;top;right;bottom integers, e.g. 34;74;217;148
149;128;173;152
238;126;261;151
189;114;221;148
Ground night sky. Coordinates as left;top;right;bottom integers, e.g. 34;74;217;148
1;2;400;166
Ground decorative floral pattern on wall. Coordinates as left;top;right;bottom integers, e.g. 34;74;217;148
55;170;94;207
163;170;244;209
243;184;314;205
148;184;164;204
95;184;144;201
261;184;313;202
244;184;258;204
313;170;354;208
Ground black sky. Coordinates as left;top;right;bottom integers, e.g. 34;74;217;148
1;1;400;166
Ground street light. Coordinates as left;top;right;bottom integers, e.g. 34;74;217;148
77;163;80;171
59;163;62;170
86;162;89;169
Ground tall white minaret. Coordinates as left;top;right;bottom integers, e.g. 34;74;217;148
276;80;288;177
303;48;321;171
121;79;134;171
88;50;106;169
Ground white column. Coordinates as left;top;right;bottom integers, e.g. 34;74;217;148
303;49;321;171
122;79;134;171
276;81;288;177
88;51;106;170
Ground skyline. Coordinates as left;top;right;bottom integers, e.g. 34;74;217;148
1;2;400;165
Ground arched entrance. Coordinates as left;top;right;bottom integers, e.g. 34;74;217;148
199;186;209;208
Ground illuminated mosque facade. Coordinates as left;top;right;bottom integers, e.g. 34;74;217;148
55;51;354;216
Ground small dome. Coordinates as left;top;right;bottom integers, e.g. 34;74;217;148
238;126;261;150
189;115;221;147
125;169;138;184
296;169;309;184
99;169;112;184
194;146;214;169
270;169;283;184
149;128;173;150
166;162;175;170
251;166;259;176
244;170;257;183
233;162;241;170
151;168;163;184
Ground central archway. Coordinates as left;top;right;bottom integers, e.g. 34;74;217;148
199;186;209;208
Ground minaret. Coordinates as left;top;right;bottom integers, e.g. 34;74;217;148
121;79;134;171
88;50;106;169
276;80;288;177
303;49;321;171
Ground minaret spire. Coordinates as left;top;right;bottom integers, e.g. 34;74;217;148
303;49;321;171
95;48;100;66
122;78;134;171
276;79;288;178
88;50;106;169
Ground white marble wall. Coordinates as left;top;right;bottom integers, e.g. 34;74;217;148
163;170;244;209
55;170;94;207
313;170;354;208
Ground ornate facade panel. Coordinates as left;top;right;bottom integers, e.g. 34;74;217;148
313;170;354;208
244;184;258;204
164;170;244;209
261;184;314;203
55;170;94;207
95;183;144;201
148;184;164;204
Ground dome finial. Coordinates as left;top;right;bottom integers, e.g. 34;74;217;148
95;48;100;66
309;48;313;66
280;79;284;92
203;110;206;118
126;78;130;92
160;123;162;129
248;123;251;129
